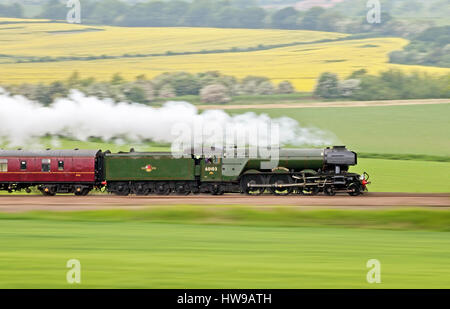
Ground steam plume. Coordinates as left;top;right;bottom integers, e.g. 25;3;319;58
0;89;335;148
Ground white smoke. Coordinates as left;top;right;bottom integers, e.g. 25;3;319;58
0;89;335;148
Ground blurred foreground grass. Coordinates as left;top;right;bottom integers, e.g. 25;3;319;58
2;207;450;231
0;207;449;288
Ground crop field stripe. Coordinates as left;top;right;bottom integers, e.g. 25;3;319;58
0;218;449;288
0;20;449;90
1;207;450;231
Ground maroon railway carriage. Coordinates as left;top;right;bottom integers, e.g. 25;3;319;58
0;149;105;196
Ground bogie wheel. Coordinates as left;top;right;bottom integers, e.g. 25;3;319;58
348;183;361;196
175;183;191;195
211;184;224;196
74;188;90;196
134;182;150;196
115;183;130;196
41;186;56;196
42;190;56;196
241;174;265;196
269;174;293;196
155;182;171;195
324;185;336;196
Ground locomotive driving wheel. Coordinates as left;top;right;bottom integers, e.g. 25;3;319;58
295;171;319;196
324;185;336;196
241;174;265;196
269;174;293;196
298;186;320;196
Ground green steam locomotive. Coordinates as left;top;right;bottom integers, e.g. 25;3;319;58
105;146;369;196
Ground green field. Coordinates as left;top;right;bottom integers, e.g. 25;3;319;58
0;208;449;288
229;104;450;156
353;158;450;193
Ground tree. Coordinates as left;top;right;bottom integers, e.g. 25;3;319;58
158;84;176;99
38;0;66;20
299;7;326;30
48;81;69;101
135;80;155;102
88;0;127;25
84;83;112;100
316;11;343;32
0;3;23;18
213;6;242;28
255;81;275;95
67;71;81;89
271;7;299;29
277;81;295;94
169;72;201;96
239;7;267;28
182;0;214;27
34;84;52;106
338;79;361;97
111;73;124;85
200;84;231;104
124;85;147;103
314;72;340;99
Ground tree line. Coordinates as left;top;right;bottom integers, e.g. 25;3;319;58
389;26;450;68
4;71;295;105
4;69;449;105
0;0;433;36
314;69;450;101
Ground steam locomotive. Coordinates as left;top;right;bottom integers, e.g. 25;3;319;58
0;146;369;196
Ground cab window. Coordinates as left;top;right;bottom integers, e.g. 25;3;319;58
58;160;64;171
42;159;51;172
0;159;7;172
20;161;27;170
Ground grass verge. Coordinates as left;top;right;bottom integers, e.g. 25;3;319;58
0;214;449;288
1;207;450;232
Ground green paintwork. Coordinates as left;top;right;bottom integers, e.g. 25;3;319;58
105;153;195;181
104;149;326;183
200;158;222;182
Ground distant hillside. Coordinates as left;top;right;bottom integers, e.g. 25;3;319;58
332;0;450;19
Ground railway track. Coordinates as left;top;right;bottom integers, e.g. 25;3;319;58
0;193;448;212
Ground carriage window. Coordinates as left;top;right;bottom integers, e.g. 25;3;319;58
20;161;27;170
58;160;64;171
41;159;51;172
0;159;7;172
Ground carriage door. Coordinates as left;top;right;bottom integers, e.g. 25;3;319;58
57;157;70;181
19;158;28;182
200;156;222;181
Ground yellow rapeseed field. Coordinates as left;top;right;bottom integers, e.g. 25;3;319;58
0;19;346;57
0;19;449;91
